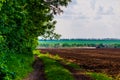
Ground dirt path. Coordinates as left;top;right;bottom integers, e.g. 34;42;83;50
24;55;94;80
24;58;46;80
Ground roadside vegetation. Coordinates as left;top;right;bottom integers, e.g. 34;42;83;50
34;50;75;80
0;53;34;80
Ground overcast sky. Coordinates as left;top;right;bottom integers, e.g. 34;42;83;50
54;0;120;39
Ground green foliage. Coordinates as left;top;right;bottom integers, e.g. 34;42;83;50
6;53;34;80
0;53;33;80
0;53;34;80
0;0;71;54
0;0;5;10
38;53;75;80
0;0;71;79
87;72;113;80
0;65;16;80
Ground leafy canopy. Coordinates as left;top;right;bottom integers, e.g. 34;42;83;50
0;0;71;54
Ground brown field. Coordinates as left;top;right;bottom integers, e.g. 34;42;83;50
40;48;120;77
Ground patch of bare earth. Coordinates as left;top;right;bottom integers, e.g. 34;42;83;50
40;48;120;78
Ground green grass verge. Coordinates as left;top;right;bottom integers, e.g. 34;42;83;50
87;72;113;80
37;53;75;80
0;53;34;80
38;51;81;70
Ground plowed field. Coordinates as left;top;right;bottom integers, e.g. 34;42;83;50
40;48;120;77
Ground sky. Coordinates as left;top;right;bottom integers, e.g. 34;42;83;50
54;0;120;39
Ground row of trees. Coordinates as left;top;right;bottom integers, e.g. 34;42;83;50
39;43;120;48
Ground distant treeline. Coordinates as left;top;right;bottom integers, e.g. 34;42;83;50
39;38;120;41
39;43;120;48
38;39;120;48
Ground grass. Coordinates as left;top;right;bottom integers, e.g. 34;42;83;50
87;72;113;80
1;53;34;80
52;55;81;70
65;62;81;70
38;51;81;70
41;56;74;80
34;50;75;80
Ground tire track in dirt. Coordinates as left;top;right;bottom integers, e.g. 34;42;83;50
24;57;46;80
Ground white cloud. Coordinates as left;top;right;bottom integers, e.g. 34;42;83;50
55;0;120;39
90;0;96;10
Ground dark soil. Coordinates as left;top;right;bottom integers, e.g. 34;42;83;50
40;48;120;77
24;57;46;80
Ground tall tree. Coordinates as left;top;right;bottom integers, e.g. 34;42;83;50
0;0;71;54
